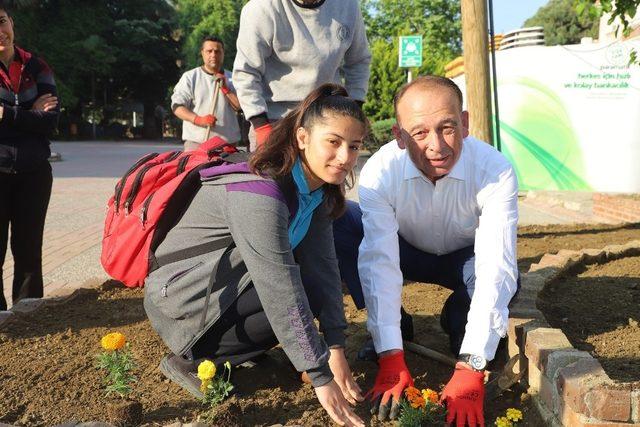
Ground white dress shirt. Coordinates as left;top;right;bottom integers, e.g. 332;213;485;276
358;136;519;360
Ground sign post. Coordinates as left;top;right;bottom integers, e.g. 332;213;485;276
399;35;423;82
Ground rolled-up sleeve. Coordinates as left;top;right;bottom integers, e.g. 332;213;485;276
171;72;193;112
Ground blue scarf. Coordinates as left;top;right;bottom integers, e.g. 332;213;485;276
289;157;324;250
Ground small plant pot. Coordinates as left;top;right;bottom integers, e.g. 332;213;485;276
106;399;143;426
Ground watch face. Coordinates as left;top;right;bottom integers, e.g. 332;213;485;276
469;355;486;370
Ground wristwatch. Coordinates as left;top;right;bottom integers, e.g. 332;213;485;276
458;353;487;371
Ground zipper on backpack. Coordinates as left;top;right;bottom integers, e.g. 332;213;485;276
123;151;182;214
140;192;155;227
115;152;159;213
176;155;191;175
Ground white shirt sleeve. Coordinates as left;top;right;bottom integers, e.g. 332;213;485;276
358;168;404;353
459;166;519;360
171;72;194;112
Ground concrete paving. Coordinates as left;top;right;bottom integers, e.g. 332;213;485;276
0;140;608;307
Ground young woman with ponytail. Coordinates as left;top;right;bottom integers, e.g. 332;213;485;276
144;83;367;426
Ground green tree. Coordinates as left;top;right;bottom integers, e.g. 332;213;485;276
175;0;247;71
524;0;599;45
363;0;461;122
12;0;180;138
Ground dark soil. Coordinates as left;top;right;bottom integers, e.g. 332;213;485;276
538;256;640;385
1;223;639;426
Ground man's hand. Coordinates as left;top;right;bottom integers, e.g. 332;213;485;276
193;114;216;127
32;93;58;112
254;122;273;147
315;380;365;427
440;363;485;426
365;350;414;420
328;347;364;405
215;72;230;95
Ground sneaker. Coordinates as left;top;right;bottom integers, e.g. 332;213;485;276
159;353;204;399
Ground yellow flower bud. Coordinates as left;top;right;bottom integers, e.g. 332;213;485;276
197;360;216;381
101;332;126;351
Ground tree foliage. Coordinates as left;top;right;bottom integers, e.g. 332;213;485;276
175;0;247;71
11;0;180;137
524;0;599;45
576;0;640;35
363;0;461;121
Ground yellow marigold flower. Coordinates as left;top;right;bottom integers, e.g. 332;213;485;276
506;408;523;422
101;332;126;351
410;396;426;409
421;388;439;404
494;416;513;427
197;360;216;381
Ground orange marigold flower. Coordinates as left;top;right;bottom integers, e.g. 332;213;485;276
410;396;426;409
405;386;421;399
101;332;126;351
421;388;439;403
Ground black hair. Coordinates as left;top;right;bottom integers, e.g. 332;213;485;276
201;36;224;50
250;83;369;218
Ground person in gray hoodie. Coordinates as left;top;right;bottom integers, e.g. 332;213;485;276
144;83;368;427
233;0;371;151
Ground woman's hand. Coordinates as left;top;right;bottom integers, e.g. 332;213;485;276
31;93;58;112
315;380;365;427
329;347;364;404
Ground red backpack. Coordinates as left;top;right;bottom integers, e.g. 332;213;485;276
101;137;247;287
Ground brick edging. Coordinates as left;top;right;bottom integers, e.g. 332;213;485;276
593;193;640;223
508;240;640;426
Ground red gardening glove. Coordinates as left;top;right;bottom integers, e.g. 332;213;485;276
193;114;216;127
254;123;273;147
365;351;414;420
215;72;230;94
441;363;485;426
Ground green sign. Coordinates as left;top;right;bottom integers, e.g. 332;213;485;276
399;36;422;67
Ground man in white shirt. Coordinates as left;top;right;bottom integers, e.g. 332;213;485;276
333;76;519;424
172;36;241;151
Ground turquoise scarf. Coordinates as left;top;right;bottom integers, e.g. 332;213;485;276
289;157;324;249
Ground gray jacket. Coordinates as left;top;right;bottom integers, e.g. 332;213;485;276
143;172;346;387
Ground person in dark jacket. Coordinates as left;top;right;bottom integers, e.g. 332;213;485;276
144;83;367;427
0;2;59;311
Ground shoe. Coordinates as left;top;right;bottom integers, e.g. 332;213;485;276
159;353;203;399
400;307;414;341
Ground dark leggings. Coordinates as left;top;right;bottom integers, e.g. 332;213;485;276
190;285;278;365
0;163;53;311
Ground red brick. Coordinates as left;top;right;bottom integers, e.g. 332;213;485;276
525;328;573;370
557;358;609;414
584;387;631;422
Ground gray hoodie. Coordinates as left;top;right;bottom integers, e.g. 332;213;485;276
144;172;346;387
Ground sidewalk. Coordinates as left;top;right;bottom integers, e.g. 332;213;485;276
0;143;618;308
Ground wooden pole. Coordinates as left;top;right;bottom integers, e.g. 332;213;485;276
461;0;493;145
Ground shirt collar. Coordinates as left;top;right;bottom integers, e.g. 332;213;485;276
402;138;468;182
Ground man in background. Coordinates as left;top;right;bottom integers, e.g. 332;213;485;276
172;36;241;151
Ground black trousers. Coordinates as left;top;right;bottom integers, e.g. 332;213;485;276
190;281;323;366
0;163;53;310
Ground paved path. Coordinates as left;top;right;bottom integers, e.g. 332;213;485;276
0;140;604;308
